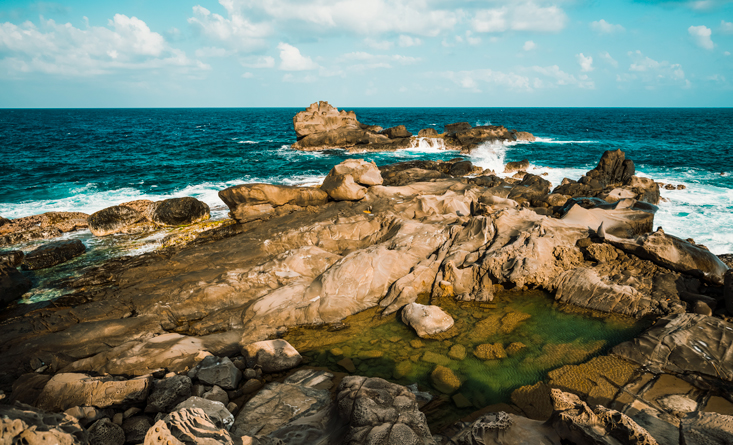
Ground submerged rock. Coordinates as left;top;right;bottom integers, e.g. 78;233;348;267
22;239;86;270
401;303;454;338
431;365;461;394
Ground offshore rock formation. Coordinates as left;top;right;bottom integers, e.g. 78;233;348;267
0;211;88;247
290;101;534;153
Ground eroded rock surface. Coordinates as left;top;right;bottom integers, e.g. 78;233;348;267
22;239;86;270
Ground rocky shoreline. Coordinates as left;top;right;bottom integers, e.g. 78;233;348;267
0;106;732;444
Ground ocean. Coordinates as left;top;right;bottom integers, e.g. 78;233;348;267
1;107;732;254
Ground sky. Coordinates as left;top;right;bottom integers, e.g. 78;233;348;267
0;0;731;107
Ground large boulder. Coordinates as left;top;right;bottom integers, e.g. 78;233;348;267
337;376;436;445
144;408;234;445
0;264;31;308
36;373;151;411
327;159;383;186
22;239;86;270
242;340;302;373
145;375;192;414
218;183;328;223
172;397;234;431
87;206;144;237
293;101;361;139
401;303;454;338
381;125;412;139
146;197;210;226
0;403;89;444
586;149;636;186
321;174;367;201
189;356;241;390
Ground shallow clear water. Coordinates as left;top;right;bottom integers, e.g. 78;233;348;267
283;291;649;428
1;108;732;253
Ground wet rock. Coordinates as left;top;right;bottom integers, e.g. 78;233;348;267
173;396;235;431
190;356;241;391
337;376;436;445
0;212;88;247
381;125;412;139
445;122;472;135
0;403;89;444
146;197;210;226
431;365;461;394
242;339;302;373
421;351;451;366
474;343;507;360
393;361;413;379
448;345;466;361
219;183;328;223
0;249;24;267
321;173;366;201
122;416;152;444
505;159;530;173
145;375;192;414
36;373;150;412
418;128;439;137
449;160;475;176
0;263;31;307
612;313;733;382
338;358;357;373
144;408;234;445
22;239;86;270
506;342;527;356
88;418;125;445
401;303;454;338
88;206;144;237
724;269;733;315
681;412;733;445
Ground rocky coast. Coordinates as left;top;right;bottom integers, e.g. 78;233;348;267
0;103;732;444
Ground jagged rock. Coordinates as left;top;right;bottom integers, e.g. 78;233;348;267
202;386;228;405
381;125;412;139
242;340;302;373
190;356;241;391
418;128;439;137
447;412;561;445
172;397;234;431
0;250;24;267
444;122;472;135
122;416;152;444
145;375;192;414
474;343;507;360
293;101;362;139
321;173;367;201
612;313;733;382
146;197;210;226
0;263;31;307
430;366;461;394
218;183;328;223
326;159;383;186
144;408;234;445
505;159;530;173
88;418;125;445
401;303;454;338
681;412;733;445
0;402;90;444
560;199;655;238
22;239;86;270
514;131;536;141
36;373;150;412
88;206;144;237
337;376;436;445
0;212;88;247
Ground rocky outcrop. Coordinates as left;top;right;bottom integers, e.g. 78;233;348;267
381;125;412;139
504;159;529;173
21;239;86;270
0;211;88;247
401;303;454;338
144;408;234;445
0;403;90;444
36;373;151;412
146;197;210;226
218;183;328;223
379;160;478;186
88;205;145;236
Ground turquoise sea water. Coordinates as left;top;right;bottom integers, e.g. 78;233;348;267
1;108;732;253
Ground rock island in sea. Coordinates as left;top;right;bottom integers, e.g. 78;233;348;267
0;102;732;444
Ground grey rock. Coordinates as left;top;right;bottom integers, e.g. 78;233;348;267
122;416;152;444
143;408;234;445
88;418;125;445
681;412;733;445
173;396;235;431
191;356;241;391
146;197;210;226
145;375;192;413
203;385;229;405
0;403;89;445
22;239;86;270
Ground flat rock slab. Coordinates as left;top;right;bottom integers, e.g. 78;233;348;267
22;239;86;270
36;373;150;412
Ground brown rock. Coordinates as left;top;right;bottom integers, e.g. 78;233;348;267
474;343;507;360
88;206;144;237
22;239;86;270
36;373;150;412
0;403;89;444
242;339;302;373
145;197;210;226
321;174;366;201
430;365;461;393
505;159;530;173
418;128;439;137
381;125;412;139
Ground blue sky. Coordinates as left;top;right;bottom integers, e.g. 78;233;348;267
0;0;731;107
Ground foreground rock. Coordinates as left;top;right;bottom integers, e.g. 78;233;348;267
0;263;31;307
401;303;454;338
0;403;89;444
36;373;150;411
21;239;86;270
218;183;328;223
0;211;88;247
88;205;145;236
145;408;234;445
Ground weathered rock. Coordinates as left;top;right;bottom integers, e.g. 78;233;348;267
36;373;150;412
0;403;89;444
681;412;733;445
447;412;561;445
218;183;328;223
418;128;439;137
293;101;361;139
381;125;412;139
505;159;530;173
88;206;144;237
0;263;31;307
321;174;367;201
0;250;24;267
145;375;193;414
337;376;436;445
146;197;210;226
448;345;467;361
613;313;733;382
444;122;472;135
190;356;241;391
401;303;454;338
122;416;152;444
327;159;383;186
725;269;733;315
431;366;461;394
0;212;88;247
88;418;125;445
202;386;228;405
474;343;507;360
144;408;234;445
22;239;86;270
242;340;302;373
172;397;235;431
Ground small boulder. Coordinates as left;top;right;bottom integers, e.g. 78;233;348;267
88;418;125;445
122;416;152;444
88;206;144;237
381;125;413;139
418;128;439;137
144;408;234;445
190;356;241;391
430;365;461;394
146;197;210;226
401;303;454;338
22;239;86;270
320;174;366;201
145;375;192;414
327;159;383;186
172;396;235;431
474;343;507;360
242;339;302;373
0;250;24;267
203;385;229;405
449;160;475;176
505;159;530;173
0;403;89;444
0;264;31;308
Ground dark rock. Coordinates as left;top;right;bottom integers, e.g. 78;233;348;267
586;149;635;187
122;416;152;444
719;254;733;268
381;125;412;139
172;396;234;431
681;412;733;445
507;174;552;206
144;408;234;445
146;197;210;226
88;206;144;237
505;159;530;173
444;122;472;135
0;226;63;247
725;270;733;315
0;215;8;226
0;264;31;307
190;356;241;391
22;239;86;270
418;128;439;137
0;403;89;444
88;418;125;445
0;250;24;267
145;375;192;413
449;160;474;176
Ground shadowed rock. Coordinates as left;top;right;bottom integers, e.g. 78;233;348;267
146;197;210;226
0;264;31;308
0;403;89;444
22;239;86;270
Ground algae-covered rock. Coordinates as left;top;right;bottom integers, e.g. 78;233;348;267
448;344;467;361
500;311;531;334
421;351;451;366
474;343;507;360
511;381;554;421
393;361;413;379
547;355;638;406
506;342;527;356
431;365;461;394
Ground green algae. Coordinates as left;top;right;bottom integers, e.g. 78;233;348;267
283;289;650;429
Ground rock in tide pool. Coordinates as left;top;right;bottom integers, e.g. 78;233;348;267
430;365;461;394
22;239;86;270
401;302;454;338
242;339;302;373
88;205;144;236
146;197;210;226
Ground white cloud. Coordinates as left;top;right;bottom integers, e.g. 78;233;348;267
240;55;275;68
576;53;593;72
398;35;422;47
188;3;272;52
242;72;253;78
465;31;481;45
364;38;393;50
626;50;686;86
523;40;536;51
472;3;567;33
282;73;318;83
726;51;731;56
0;15;204;76
688;25;714;50
277;42;319;70
590;19;625;34
532;65;594;88
722;20;733;34
195;46;233;57
599;51;618;68
339;51;419;70
442;69;532;92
